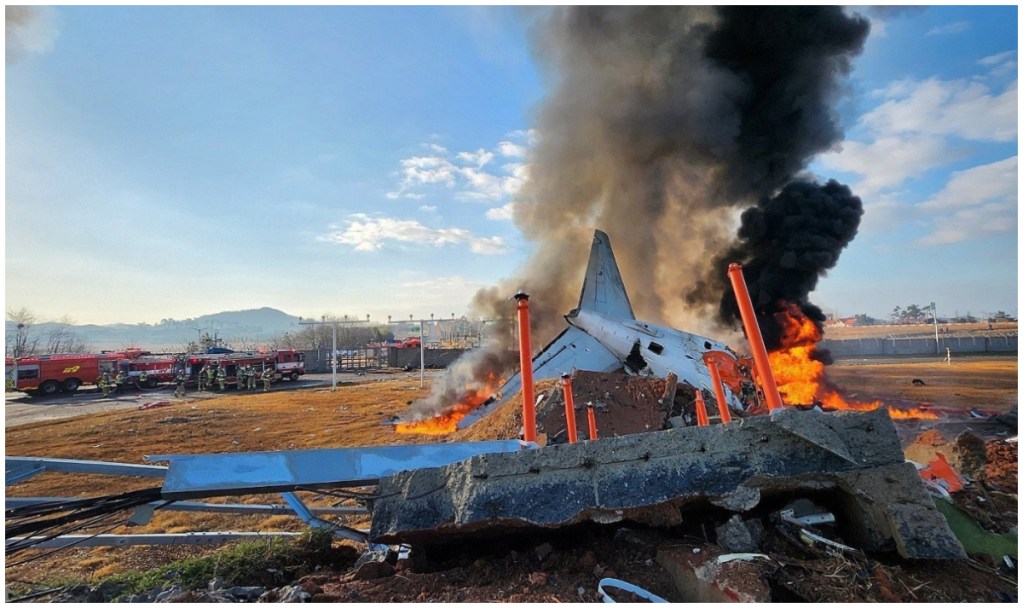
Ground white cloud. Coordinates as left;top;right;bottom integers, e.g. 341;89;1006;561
486;202;515;221
978;50;1017;79
819;135;960;195
824;75;1017;201
856;191;912;236
979;50;1017;67
497;140;527;158
419;204;437;213
925;21;970;36
388;133;532;203
321;214;509;254
863;77;1017;142
916;156;1018;245
919;156;1017;212
457;148;495;168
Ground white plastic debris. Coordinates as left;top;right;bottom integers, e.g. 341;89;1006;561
716;553;772;564
799;529;859;554
597;578;668;603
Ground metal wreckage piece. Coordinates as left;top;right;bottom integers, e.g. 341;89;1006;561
5;441;531;552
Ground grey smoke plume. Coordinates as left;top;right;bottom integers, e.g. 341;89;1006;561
6;6;59;63
406;6;869;422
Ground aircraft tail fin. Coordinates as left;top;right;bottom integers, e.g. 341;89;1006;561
575;230;635;320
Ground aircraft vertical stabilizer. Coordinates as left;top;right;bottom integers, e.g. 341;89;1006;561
575;230;635;320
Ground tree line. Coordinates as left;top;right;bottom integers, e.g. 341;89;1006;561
7;308;495;358
5;308;91;358
890;305;1015;324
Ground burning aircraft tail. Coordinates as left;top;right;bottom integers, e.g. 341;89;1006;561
574;230;635;321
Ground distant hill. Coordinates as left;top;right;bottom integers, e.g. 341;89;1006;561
5;307;303;352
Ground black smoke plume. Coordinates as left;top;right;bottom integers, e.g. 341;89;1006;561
716;179;864;350
405;7;870;423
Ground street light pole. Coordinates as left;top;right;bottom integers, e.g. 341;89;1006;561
299;315;369;391
189;327;209;354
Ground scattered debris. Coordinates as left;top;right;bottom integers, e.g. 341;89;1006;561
597;577;668;603
138;401;172;411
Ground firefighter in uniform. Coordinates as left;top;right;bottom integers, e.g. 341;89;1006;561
251;366;259;390
114;370;127;395
99;372;112;397
242;366;252;391
217;366;227;391
198;366;208;391
262;367;273;392
138;370;149;390
174;371;186;398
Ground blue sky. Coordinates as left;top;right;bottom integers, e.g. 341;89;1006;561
5;5;1018;328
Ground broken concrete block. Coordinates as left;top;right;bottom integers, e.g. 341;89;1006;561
715;515;761;553
656;544;771;602
370;408;964;559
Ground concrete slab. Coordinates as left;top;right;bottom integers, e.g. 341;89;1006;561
370;408;965;559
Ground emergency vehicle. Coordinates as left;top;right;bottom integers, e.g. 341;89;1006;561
272;349;305;381
6;349;305;395
181;350;305;388
121;354;183;388
5;350;150;395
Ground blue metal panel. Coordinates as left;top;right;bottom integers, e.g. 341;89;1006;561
151;440;530;499
6;457;167;481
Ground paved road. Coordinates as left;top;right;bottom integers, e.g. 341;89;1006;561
4;378;327;428
4;369;444;428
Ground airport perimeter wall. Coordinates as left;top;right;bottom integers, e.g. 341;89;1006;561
821;333;1017;357
300;348;468;372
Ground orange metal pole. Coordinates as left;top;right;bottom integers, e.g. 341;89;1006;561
707;361;732;424
560;374;579;444
586;403;598;440
694;391;709;426
726;263;784;413
515;292;537;443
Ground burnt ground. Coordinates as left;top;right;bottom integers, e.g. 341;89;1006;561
5;362;1019;602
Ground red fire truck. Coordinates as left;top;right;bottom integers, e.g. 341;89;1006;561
273;349;305;381
180;350;305;388
121;354;184;388
5;349;150;395
6;349;306;395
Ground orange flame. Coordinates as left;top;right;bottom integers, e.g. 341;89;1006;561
768;303;937;420
395;389;492;435
395;372;502;435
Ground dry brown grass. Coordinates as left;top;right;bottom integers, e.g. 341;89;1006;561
824;321;1017;339
826;359;1017;412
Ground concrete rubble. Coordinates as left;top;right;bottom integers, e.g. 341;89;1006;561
371;407;965;559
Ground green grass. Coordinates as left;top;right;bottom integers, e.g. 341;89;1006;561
97;528;353;599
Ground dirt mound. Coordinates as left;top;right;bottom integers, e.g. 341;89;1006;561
455;370;696;444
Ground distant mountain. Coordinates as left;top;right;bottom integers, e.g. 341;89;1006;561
5;307;303;352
